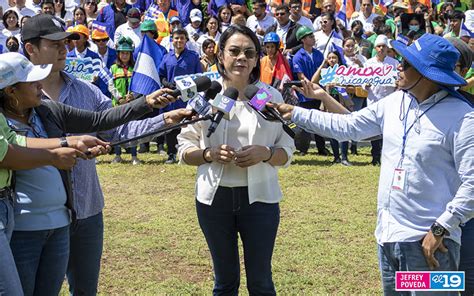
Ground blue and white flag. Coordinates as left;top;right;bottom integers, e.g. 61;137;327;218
460;21;474;38
129;35;164;95
336;0;347;28
396;34;410;45
335;86;349;100
144;3;161;21
325;30;346;65
91;21;107;32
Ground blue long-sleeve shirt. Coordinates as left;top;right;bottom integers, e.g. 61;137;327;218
55;72;167;219
158;48;202;111
292;90;474;245
292;47;324;103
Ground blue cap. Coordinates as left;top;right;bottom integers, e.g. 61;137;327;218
263;32;280;44
390;34;466;87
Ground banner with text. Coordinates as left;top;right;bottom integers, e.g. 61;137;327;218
319;64;398;87
174;71;221;83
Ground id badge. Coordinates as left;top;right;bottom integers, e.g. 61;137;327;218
391;168;406;191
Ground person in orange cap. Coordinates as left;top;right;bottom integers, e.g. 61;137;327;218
67;24;101;60
91;29;116;69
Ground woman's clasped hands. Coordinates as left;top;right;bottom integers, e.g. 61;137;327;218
207;145;272;167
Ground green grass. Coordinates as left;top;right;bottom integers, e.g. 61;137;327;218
63;146;382;295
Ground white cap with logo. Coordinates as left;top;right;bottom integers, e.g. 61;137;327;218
0;53;52;89
190;9;203;23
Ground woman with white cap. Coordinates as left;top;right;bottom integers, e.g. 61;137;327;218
363;34;399;166
0;52;108;295
0;51;183;295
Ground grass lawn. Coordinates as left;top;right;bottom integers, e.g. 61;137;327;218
63;146;382;295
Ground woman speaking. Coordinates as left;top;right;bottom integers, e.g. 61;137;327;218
178;25;295;295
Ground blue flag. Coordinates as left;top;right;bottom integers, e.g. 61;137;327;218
129;35;164;95
335;86;349;100
325;30;346;65
336;0;347;28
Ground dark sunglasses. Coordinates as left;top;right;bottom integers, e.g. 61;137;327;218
275;12;286;16
85;1;97;4
225;47;257;59
401;59;411;71
290;5;301;9
54;0;64;4
93;38;109;43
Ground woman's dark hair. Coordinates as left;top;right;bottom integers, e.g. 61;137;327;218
320;12;338;32
327;50;345;66
73;7;87;25
351;20;363;30
204;16;221;34
20;15;31;27
202;38;216;52
82;0;98;13
2;10;19;29
6;36;19;46
342;36;356;47
217;4;233;24
217;25;261;84
56;0;67;18
116;52;135;68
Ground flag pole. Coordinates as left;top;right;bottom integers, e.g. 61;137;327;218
322;29;335;57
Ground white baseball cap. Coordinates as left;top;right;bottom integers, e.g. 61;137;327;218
0;53;52;89
190;9;202;23
375;34;389;47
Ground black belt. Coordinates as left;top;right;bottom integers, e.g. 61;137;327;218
0;187;15;201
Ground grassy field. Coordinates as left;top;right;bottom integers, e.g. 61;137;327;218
66;146;382;295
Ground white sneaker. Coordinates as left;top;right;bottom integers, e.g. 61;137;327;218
112;156;122;164
132;157;141;165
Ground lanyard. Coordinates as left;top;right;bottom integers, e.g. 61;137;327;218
400;94;448;163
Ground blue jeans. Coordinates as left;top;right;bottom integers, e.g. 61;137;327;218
196;187;279;296
67;212;104;296
0;199;23;296
329;139;349;161
115;146;137;157
10;225;70;296
460;219;474;296
377;239;460;296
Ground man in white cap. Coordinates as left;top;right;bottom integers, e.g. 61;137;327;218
363;34;399;165
273;33;473;295
184;8;203;42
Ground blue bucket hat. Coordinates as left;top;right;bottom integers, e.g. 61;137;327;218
390;34;467;87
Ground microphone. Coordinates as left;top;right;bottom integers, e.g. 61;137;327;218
206;87;238;138
186;81;222;116
244;85;296;138
173;76;212;102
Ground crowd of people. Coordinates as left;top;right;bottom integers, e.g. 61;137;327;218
0;0;473;294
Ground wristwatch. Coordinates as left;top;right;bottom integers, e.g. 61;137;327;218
431;222;449;237
60;137;69;148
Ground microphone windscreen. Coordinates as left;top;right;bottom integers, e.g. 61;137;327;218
194;76;212;92
222;87;239;100
244;85;260;101
204;81;223;101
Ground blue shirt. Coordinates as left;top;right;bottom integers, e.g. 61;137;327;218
158;48;202;111
67;48;101;60
292;90;474;245
173;0;199;26
54;72;167;219
292;47;324;103
6;110;69;231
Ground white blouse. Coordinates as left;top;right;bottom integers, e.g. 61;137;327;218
177;81;295;205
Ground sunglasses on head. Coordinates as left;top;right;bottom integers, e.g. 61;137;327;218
225;47;257;59
85;1;97;4
54;0;64;4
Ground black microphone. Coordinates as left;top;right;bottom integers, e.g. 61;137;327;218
172;76;212;101
186;81;222;117
244;85;296;138
206;87;239;137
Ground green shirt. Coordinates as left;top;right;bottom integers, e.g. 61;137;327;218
0;113;26;188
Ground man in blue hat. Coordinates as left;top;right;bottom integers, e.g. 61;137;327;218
272;33;474;294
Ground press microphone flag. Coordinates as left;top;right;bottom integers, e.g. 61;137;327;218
186;81;222;116
245;85;296;138
172;76;212;102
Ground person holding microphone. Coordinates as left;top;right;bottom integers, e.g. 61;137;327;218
178;25;295;295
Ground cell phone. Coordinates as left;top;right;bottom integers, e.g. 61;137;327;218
283;81;303;88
